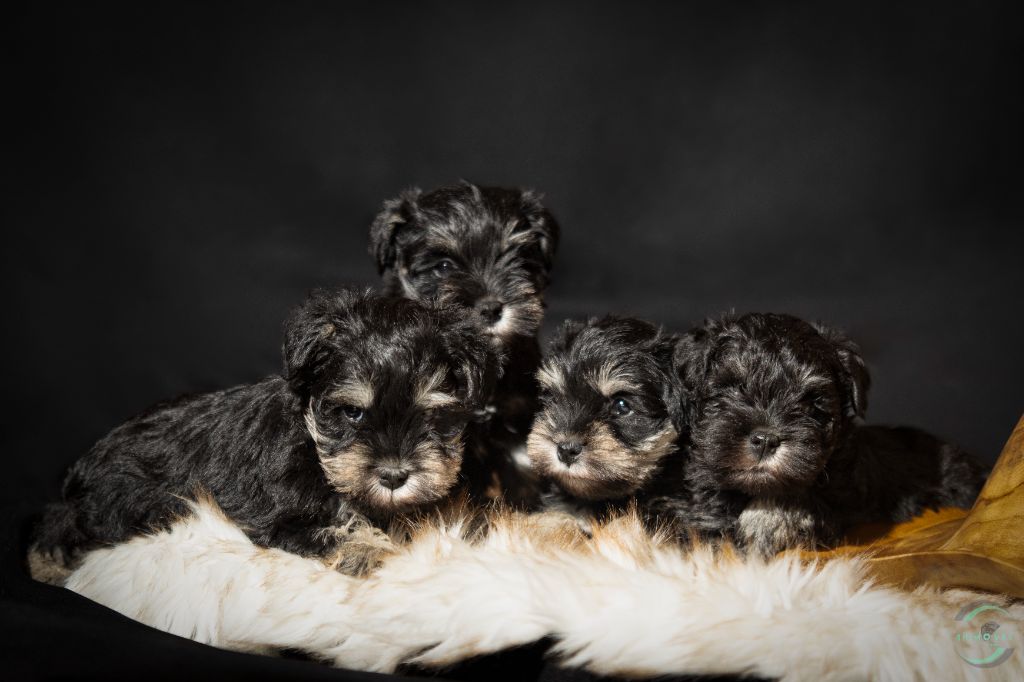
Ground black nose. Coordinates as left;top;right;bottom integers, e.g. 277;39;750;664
556;442;583;465
379;468;410;490
749;431;781;458
475;298;504;324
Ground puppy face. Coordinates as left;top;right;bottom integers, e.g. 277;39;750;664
369;182;559;344
677;313;869;497
284;289;502;519
527;317;683;501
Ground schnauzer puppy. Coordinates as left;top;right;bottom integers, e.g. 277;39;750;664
526;316;686;524
369;181;559;503
30;289;501;582
663;312;988;556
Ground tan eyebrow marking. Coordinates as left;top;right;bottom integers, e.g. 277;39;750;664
415;368;458;409
536;363;565;392
589;361;640;398
327;378;375;409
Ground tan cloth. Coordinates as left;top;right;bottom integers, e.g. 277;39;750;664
796;415;1024;597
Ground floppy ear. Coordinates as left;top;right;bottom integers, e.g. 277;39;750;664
547;317;590;355
282;289;361;399
436;313;506;412
813;323;870;419
672;327;709;396
369;188;422;274
517;188;560;273
670;326;713;431
649;331;687;434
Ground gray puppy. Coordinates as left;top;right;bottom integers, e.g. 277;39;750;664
658;312;989;556
369;182;559;504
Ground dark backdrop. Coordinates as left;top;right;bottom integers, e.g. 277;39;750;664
3;2;1022;680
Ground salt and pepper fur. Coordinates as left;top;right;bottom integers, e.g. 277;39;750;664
369;182;560;504
30;289;502;580
666;312;989;556
527;316;687;524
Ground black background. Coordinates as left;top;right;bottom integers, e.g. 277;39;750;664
3;2;1022;680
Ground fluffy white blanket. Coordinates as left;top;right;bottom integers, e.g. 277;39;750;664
64;499;1023;681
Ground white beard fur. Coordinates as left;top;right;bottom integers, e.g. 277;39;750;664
62;497;1024;681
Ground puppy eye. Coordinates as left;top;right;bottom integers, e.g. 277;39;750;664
341;405;365;422
805;395;829;411
433;259;457;276
805;396;833;422
609;397;632;417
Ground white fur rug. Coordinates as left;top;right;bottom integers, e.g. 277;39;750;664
64;499;1024;681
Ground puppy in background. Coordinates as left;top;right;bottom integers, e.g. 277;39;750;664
526;316;686;526
30;289;502;582
369;181;559;504
667;312;989;556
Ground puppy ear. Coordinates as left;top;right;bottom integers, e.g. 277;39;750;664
517;188;560;273
369;188;422;274
651;332;687;434
670;327;712;431
436;311;506;411
282;289;360;399
672;327;709;395
547;317;590;355
813;323;870;419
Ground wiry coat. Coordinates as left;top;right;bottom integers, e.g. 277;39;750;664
527;316;687;524
30;289;501;581
657;312;989;555
369;181;559;504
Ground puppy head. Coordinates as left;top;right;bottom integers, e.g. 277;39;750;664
369;181;559;344
283;289;503;519
527;316;683;501
676;313;870;497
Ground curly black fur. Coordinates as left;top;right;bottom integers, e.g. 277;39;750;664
31;289;502;581
527;316;687;522
652;312;989;556
369;181;559;504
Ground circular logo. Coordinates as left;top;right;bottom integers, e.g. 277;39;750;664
953;601;1017;668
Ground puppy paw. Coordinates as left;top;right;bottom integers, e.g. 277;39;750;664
26;544;75;585
321;525;397;577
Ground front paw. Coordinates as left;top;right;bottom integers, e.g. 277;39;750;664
321;524;397;577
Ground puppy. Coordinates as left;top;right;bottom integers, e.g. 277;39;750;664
369;181;559;504
526;316;686;525
29;289;501;582
666;312;989;556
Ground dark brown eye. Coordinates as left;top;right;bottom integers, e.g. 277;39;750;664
433;259;457;276
341;405;364;422
807;395;832;422
610;397;632;417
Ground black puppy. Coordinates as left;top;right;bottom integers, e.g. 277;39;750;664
369;181;559;503
30;289;501;582
662;312;988;556
526;316;686;523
